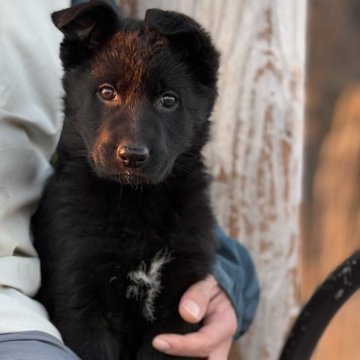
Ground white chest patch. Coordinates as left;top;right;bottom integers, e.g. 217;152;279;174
126;249;173;322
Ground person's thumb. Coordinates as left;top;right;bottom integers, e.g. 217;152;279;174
179;275;218;323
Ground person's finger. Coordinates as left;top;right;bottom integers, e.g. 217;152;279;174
208;339;233;360
153;330;219;358
178;275;218;323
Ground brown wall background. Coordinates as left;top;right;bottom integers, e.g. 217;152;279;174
302;0;360;358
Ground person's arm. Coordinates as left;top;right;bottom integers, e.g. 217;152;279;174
0;0;68;343
213;225;260;338
0;2;84;358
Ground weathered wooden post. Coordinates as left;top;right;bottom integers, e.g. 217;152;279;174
121;1;307;358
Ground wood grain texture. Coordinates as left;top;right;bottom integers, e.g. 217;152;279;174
123;1;307;358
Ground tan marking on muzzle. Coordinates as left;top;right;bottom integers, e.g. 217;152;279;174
92;126;111;165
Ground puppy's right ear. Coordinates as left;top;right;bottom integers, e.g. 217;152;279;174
52;0;120;67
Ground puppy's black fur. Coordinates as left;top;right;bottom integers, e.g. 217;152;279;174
32;1;219;359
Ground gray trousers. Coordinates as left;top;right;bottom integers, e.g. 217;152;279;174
0;332;80;360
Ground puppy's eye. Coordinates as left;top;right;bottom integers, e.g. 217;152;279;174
159;93;178;109
98;85;116;101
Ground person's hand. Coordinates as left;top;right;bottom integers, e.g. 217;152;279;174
152;275;237;359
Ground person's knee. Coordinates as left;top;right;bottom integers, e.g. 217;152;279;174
0;331;80;360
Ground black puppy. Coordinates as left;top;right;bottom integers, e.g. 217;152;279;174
32;1;219;360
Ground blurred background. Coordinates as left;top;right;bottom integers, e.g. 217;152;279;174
301;0;360;358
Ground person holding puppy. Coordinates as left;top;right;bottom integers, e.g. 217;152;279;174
0;0;259;359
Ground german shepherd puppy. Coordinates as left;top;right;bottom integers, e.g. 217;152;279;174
32;1;219;359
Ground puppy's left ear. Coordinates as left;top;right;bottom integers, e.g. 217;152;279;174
145;9;219;89
52;0;120;67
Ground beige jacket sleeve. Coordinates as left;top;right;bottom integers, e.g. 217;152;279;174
0;0;69;339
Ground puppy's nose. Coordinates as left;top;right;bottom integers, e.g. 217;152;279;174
117;145;149;168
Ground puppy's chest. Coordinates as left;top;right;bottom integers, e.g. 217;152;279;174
69;180;188;319
122;248;173;322
104;236;174;322
99;211;179;322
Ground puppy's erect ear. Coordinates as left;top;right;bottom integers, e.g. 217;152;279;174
52;0;120;67
52;0;119;43
144;9;199;37
144;9;219;89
